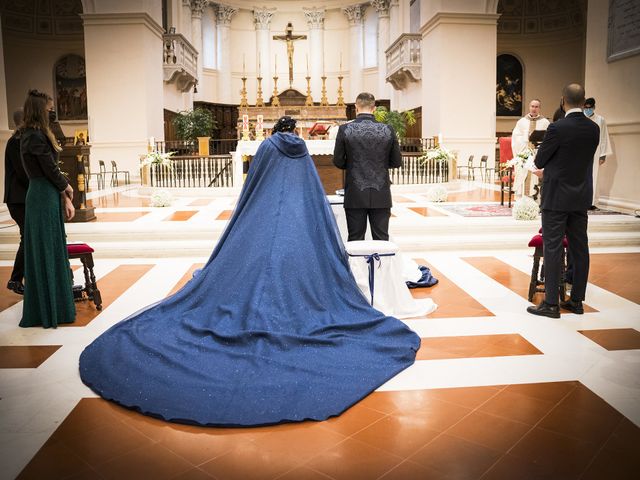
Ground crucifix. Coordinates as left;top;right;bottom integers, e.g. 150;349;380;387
273;22;307;88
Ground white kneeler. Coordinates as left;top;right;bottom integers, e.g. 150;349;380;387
345;240;436;319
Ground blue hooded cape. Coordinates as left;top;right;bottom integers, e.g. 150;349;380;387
79;133;420;426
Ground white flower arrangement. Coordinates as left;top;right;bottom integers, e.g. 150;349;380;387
150;189;174;207
512;195;539;221
421;146;454;164
141;151;175;168
425;185;448;202
506;147;536;171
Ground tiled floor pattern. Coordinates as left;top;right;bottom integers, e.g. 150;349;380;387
1;249;639;479
589;253;640;305
462;256;598;313
411;259;493;318
578;328;640;351
17;382;640;480
0;346;61;369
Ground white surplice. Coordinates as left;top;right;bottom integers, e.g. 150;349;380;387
511;115;550;195
586;113;613;204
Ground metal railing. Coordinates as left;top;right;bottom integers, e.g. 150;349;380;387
155;139;238;156
148;155;234;188
391;153;449;185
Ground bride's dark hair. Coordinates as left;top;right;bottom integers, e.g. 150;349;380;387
272;116;296;134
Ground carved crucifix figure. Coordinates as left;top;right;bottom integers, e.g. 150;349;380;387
273;22;307;88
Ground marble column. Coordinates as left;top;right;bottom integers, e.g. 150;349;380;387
253;7;275;99
303;7;325;100
181;0;192;41
389;0;400;42
421;12;499;168
342;4;366;101
190;0;208;99
215;4;238;102
83;12;165;178
202;3;217;69
371;0;391;100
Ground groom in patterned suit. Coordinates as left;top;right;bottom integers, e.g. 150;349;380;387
333;92;402;241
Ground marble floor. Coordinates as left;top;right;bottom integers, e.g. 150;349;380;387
1;183;639;479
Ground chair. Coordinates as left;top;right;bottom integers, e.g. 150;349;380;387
499;137;514;207
97;161;108;190
85;159;103;190
456;155;474;180
110;160;130;187
527;232;568;303
472;155;488;182
67;243;103;310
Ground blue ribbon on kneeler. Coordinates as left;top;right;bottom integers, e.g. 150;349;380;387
348;252;396;305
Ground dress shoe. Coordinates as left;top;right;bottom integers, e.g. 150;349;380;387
527;301;560;319
7;280;24;295
560;299;584;314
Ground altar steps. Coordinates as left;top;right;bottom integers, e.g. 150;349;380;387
0;214;638;258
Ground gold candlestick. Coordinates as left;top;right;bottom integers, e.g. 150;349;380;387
240;76;248;108
336;75;345;107
320;76;329;106
256;76;264;107
305;76;314;107
271;75;280;107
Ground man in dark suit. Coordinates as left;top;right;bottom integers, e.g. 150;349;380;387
333;92;402;241
527;84;600;318
3;110;28;294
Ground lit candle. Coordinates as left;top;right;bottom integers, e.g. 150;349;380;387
322;54;325;77
274;54;277;74
340;52;343;71
243;54;246;75
306;54;309;76
258;56;261;77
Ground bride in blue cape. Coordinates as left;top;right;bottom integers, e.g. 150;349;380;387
79;117;420;427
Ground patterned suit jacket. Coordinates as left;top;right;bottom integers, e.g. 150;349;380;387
332;114;402;208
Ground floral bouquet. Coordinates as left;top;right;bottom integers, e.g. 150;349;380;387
425;185;448;202
150;189;174;207
512;195;539;220
141;151;175;168
506;147;536;171
421;145;454;165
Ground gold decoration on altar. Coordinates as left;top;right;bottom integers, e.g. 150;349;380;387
256;76;264;107
271;75;280;107
320;76;329;106
240;76;248;108
336;75;345;107
305;76;314;106
273;22;307;88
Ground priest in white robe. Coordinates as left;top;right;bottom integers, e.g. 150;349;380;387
511;99;550;195
583;97;613;208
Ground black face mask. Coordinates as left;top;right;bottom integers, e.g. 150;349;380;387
48;110;57;123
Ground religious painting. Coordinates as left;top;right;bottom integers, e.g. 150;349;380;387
496;54;523;117
74;129;88;145
54;54;87;121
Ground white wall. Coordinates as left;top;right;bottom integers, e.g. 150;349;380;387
585;0;640;212
496;33;585;133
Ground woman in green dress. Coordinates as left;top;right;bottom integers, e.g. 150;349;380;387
19;90;76;328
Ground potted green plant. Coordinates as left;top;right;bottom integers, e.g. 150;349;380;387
373;106;416;139
172;107;217;156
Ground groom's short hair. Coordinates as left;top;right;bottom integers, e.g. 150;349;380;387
355;92;375;109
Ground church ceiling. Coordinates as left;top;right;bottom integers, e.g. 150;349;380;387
1;0;83;37
498;0;586;35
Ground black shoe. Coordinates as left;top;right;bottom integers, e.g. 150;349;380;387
560;299;584;314
527;301;560;319
588;205;599;211
7;281;24;295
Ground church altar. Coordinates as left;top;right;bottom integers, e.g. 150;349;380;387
232;139;342;194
